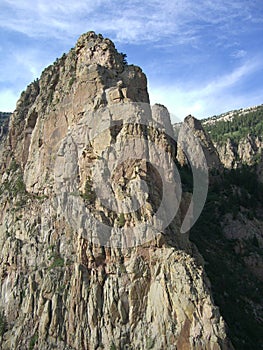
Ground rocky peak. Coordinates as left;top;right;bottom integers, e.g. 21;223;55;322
0;33;232;350
175;115;222;171
151;103;174;135
75;31;126;72
184;114;203;130
7;32;149;184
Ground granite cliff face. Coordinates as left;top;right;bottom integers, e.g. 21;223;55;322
215;135;263;170
0;32;232;349
202;105;263;179
175;115;222;171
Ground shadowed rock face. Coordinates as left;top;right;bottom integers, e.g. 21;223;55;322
175;115;222;171
0;112;11;163
0;32;232;349
180;112;263;349
0;112;11;140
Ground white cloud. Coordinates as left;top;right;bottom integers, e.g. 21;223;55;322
0;0;262;117
149;59;263;121
0;45;51;91
0;0;260;44
231;50;247;59
0;89;18;112
12;50;50;80
200;59;261;94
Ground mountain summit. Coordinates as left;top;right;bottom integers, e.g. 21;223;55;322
0;32;235;349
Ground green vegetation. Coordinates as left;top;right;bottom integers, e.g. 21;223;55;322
110;342;117;350
189;165;263;350
119;263;126;273
0;176;28;208
29;333;38;350
178;164;193;192
0;111;11;119
117;213;125;228
217;165;263;219
0;112;11;126
0;112;11;139
0;311;6;337
81;177;96;204
120;52;128;65
203;105;263;145
49;254;64;270
33;194;48;202
0;161;28;207
69;75;76;87
8;159;19;173
146;336;155;349
12;174;27;197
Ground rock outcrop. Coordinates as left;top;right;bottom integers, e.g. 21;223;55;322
0;32;232;349
201;106;263;183
0;112;11;161
175;115;222;172
215;135;263;170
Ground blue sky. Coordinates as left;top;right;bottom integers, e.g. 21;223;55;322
0;0;263;121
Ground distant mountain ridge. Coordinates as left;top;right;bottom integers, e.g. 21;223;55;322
0;112;11;141
200;104;263;172
202;104;263;125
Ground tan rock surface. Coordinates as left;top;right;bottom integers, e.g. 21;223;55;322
0;32;232;349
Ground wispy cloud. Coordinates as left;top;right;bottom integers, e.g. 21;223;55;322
200;59;261;94
149;58;263;121
0;0;261;44
0;0;263;114
0;45;50;85
231;50;247;59
0;89;19;111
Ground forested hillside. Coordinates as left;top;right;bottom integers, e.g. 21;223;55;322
190;169;263;349
202;105;263;144
186;107;263;349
